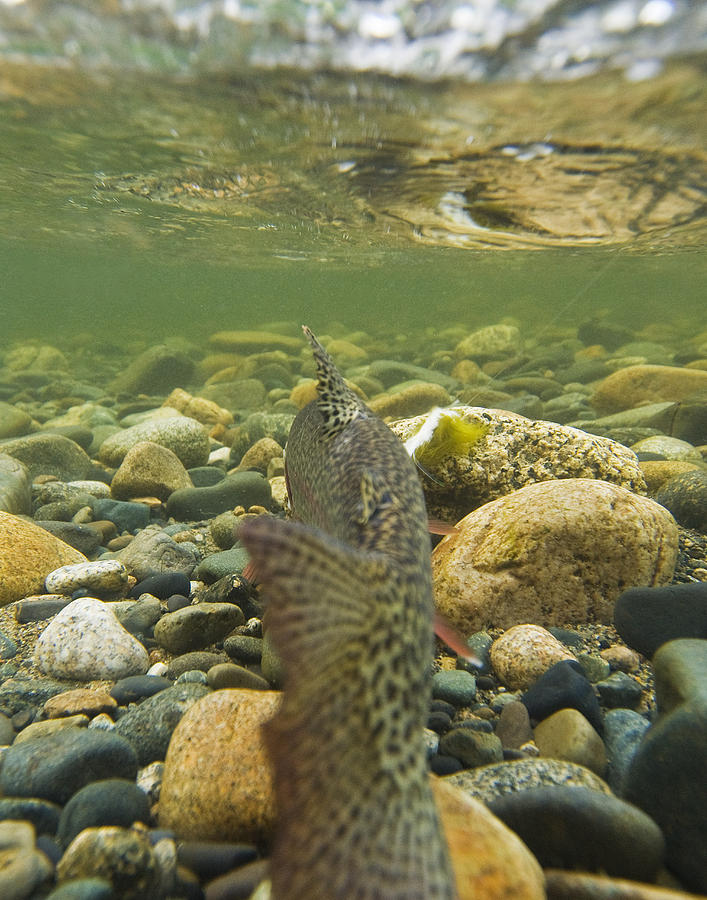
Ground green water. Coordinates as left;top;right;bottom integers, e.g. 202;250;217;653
1;61;705;345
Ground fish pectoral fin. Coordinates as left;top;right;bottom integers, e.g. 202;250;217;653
239;514;393;670
356;468;394;526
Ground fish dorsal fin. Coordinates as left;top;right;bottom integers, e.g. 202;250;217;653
357;468;393;527
302;325;366;439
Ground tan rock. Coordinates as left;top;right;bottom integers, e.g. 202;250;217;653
14;717;89;744
236;438;283;475
159;689;280;843
163;388;234;427
0;512;86;607
534;708;607;776
490;625;575;691
369;383;451;419
545;869;699;899
43;688;117;719
591;364;707;415
639;459;702;495
324;339;368;364
110;441;193;501
289;380;318;410
432;479;678;634
432;777;545;900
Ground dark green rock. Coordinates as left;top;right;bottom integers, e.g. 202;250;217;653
166;471;272;520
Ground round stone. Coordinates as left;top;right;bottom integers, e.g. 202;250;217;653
490;625;575;691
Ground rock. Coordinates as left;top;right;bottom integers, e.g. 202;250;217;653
534;708;607;775
522;660;604;733
0;512;86;607
487;786;664;881
159;689;279;842
490;625;575;691
446;757;611;805
672;390;707;445
194;546;251;583
591;364;707;415
153;603;244;655
45;877;115;899
432;479;677;634
165;471;272;520
163;388;233;427
236;437;283;475
431;669;477;706
455;324;522;360
603;708;651;795
655;469;707;530
0;453;31;514
44;560;129;598
112;596;162;637
35;521;102;557
0;400;33;439
632;435;702;462
34;598;149;681
14;715;90;744
599;644;640;672
432;777;545;900
110;441;193;501
207;663;270;691
640;459;703;494
166;651;229;680
57;779;152;848
110;344;196;395
112;524;198;580
208;330;302;354
91;498;150;533
43;689;117;720
56;826;160;898
109;675;172;705
391;408;645;522
544;870;703;899
624;639;707;892
368;382;452;419
353;359;457;391
439;728;503;768
0;728;138;804
0;798;60;836
595;671;644;709
113;683;210;766
0;433;92;480
0;820;53;899
98;416;209;468
128;572;191;601
495;701;533;750
0;676;71;717
614;582;707;657
223;634;263;665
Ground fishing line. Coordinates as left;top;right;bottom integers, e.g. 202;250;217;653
459;248;619;406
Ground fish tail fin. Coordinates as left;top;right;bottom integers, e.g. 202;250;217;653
239;512;389;674
302;325;366;439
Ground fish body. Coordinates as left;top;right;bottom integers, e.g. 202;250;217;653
240;327;457;899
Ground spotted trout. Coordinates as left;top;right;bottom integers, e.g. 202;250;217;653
239;327;457;899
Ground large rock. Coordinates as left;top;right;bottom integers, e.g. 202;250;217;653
624;639;707;892
391;407;645;522
591;365;707;415
432;777;545;900
34;598;149;681
0;512;86;607
159;689;280;843
432;479;677;634
110;441;193;501
98;416;209;468
0;453;31;514
0;433;92;481
110;344;195;395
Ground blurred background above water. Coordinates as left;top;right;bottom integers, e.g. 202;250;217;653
0;0;705;339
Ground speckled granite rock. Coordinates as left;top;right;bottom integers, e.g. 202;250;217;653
98;415;209;468
159;689;279;843
391;406;646;522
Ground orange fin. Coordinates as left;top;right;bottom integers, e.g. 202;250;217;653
428;518;458;535
433;611;482;666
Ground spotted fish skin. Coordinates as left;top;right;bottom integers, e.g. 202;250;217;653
240;327;457;900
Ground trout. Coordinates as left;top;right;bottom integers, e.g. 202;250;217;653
240;327;457;899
